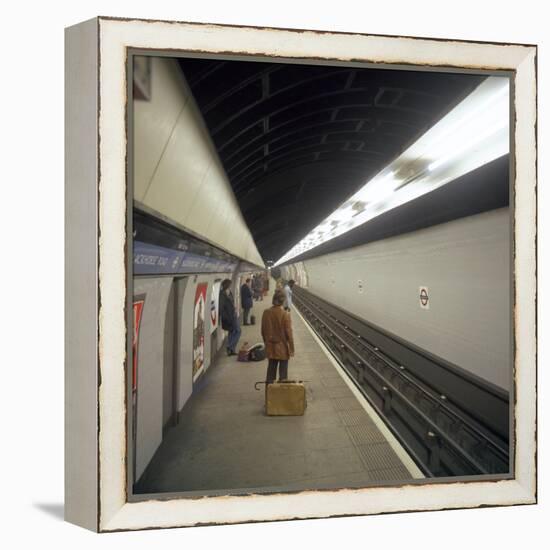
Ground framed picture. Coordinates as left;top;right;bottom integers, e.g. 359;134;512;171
65;16;536;532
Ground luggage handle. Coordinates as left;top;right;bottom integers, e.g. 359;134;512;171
254;380;306;391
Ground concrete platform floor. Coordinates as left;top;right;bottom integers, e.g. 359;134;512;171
135;296;416;495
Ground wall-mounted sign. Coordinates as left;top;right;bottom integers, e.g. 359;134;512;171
132;298;145;481
132;300;145;391
133;210;240;275
419;286;429;309
193;284;208;381
358;279;364;294
234;278;241;319
210;280;221;334
133;241;238;275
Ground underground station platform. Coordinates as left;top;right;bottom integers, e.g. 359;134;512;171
135;296;421;496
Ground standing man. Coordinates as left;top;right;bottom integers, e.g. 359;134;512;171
261;290;295;382
219;279;241;356
283;279;295;312
241;278;253;325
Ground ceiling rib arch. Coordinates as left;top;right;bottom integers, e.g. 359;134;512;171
178;58;484;261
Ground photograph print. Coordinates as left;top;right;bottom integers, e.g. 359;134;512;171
130;52;513;497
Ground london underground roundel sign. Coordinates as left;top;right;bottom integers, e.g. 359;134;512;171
419;286;429;309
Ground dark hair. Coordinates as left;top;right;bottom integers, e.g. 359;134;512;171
288;279;295;287
245;278;251;283
221;279;232;291
272;290;285;306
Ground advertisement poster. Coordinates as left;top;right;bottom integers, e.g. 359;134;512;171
234;278;241;320
132;298;145;480
133;300;145;392
193;283;208;381
210;280;221;334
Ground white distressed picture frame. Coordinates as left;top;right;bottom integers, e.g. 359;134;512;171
65;16;537;532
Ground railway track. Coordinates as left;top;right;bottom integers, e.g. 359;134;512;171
293;287;510;478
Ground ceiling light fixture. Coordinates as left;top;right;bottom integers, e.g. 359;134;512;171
274;76;509;267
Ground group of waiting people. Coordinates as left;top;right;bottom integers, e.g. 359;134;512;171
240;274;269;325
251;273;267;301
218;276;264;355
218;277;297;383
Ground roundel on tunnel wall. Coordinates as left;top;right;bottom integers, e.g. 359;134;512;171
419;286;429;310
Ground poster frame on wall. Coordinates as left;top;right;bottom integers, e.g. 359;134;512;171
234;276;241;320
192;283;208;382
210;279;221;334
131;296;145;484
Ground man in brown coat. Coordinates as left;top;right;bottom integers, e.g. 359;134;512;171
261;290;295;383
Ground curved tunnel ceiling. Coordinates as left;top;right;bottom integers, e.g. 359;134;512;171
178;58;485;262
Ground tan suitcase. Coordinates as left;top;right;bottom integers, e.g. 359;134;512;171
265;381;307;416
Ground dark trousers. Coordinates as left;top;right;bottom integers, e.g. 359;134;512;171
243;307;251;324
266;359;289;383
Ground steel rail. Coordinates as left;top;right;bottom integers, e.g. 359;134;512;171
292;288;510;477
310;298;508;454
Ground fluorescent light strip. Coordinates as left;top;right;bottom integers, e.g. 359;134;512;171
274;76;509;267
428;120;508;172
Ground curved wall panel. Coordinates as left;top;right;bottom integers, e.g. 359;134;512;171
133;57;264;267
134;276;174;480
292;208;511;391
